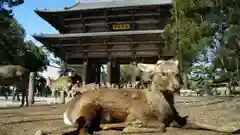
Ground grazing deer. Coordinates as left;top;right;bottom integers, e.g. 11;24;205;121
0;65;29;107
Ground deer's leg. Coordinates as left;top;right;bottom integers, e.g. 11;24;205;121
20;94;24;107
66;91;72;103
99;109;145;130
103;119;167;134
76;104;101;135
25;89;28;107
120;111;166;134
49;90;55;104
120;119;167;134
168;95;188;127
100;123;130;130
100;112;166;131
20;89;25;107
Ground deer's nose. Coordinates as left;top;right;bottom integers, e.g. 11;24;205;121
173;84;180;90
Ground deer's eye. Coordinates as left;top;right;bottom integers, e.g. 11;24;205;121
161;73;166;76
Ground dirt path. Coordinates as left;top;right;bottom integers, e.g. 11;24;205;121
0;97;240;135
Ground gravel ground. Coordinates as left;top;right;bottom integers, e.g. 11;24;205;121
0;96;240;135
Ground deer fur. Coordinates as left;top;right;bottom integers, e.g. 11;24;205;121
70;83;100;97
47;76;73;104
63;60;239;135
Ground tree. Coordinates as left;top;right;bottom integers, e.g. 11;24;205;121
120;65;132;85
1;12;49;104
0;13;26;64
189;0;240;92
164;0;240;91
164;0;214;89
0;0;50;103
0;0;24;8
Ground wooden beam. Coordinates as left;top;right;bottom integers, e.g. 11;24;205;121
104;10;109;32
67;48;159;53
52;41;164;47
79;13;88;32
77;39;84;45
131;35;136;60
67;52;166;59
58;15;65;33
131;9;135;30
64;13;159;21
106;44;114;58
157;5;161;29
64;20;159;28
156;43;163;58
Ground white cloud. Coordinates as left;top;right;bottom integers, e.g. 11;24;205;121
39;66;60;79
24;34;43;47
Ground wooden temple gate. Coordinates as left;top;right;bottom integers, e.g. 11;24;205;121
33;0;176;87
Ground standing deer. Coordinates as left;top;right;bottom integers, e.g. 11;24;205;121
0;65;29;107
47;76;73;104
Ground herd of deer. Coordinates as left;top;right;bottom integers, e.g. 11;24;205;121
0;60;240;135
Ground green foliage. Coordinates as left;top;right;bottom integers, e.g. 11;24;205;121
0;9;49;72
164;0;214;69
19;41;49;72
0;12;25;64
197;0;240;80
120;65;132;85
0;0;24;8
165;0;240;89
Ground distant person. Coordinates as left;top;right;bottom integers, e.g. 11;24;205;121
0;86;8;100
45;77;51;97
12;85;20;102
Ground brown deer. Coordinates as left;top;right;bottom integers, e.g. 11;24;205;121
47;76;73;104
0;65;29;107
63;60;239;135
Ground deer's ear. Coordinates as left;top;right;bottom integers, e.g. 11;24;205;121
156;60;165;65
149;71;154;79
173;60;179;66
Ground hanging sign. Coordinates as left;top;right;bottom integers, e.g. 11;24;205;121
110;23;132;31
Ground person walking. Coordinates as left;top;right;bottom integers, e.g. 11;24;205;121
0;86;9;100
12;85;20;102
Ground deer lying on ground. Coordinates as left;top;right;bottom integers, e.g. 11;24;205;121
0;65;29;107
63;60;239;135
70;83;100;97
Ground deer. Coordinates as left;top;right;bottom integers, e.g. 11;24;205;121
0;65;29;107
47;76;73;104
63;59;240;135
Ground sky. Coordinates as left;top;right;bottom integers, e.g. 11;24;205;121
10;0;150;79
12;0;97;79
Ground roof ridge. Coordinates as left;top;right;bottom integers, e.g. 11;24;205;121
34;0;172;12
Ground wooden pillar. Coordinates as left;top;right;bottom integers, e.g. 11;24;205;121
87;62;95;83
116;63;120;86
95;63;101;84
62;62;67;104
28;72;36;105
100;65;104;86
111;62;120;86
82;61;87;85
107;60;111;88
131;61;137;86
60;91;65;104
